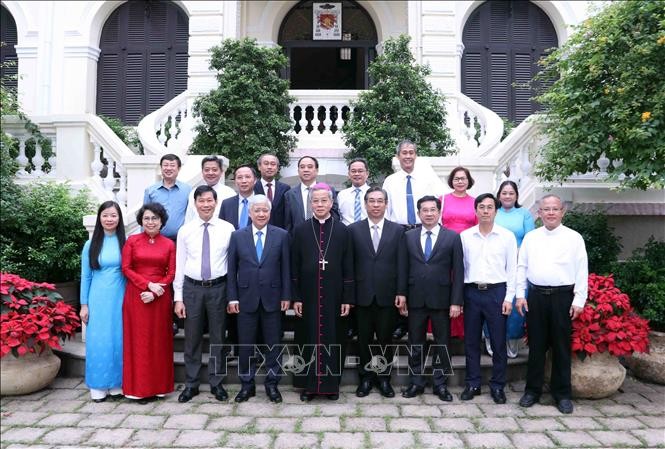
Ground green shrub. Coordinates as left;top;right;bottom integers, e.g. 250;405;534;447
612;237;665;332
562;209;622;275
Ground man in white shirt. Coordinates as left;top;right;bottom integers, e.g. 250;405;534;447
174;185;236;403
337;158;370;226
516;194;588;414
185;156;236;223
460;193;517;404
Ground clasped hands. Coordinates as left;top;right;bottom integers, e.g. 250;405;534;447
141;282;166;304
293;302;352;317
227;301;291;314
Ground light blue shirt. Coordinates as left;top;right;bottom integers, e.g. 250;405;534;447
143;180;191;240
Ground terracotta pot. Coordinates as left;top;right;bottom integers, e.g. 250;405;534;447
623;330;665;385
56;281;80;312
1;348;61;395
545;350;626;399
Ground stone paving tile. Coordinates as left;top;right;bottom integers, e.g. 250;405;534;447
194;403;235;415
464;432;514;448
632;402;665;415
224;432;272;448
38;400;85;413
591;430;645;446
301;416;341;431
317;403;357;416
208;416;254;431
522;403;565;417
42;388;87;401
571;404;604;416
41;427;93;445
389;417;431;431
173;429;224;447
636;414;665;428
0;400;44;412
6;389;51;401
4;445;51;449
342;392;385;404
77;401;119;413
547;430;601;447
274;432;319;449
419;432;465;448
49;377;83;389
151;401;197;414
478;404;525;417
0;411;49;425
432;417;475;432
119;414;167;429
369;432;415;449
277;404;317;417
129;429;179;447
595;416;646;430
613;392;654;404
109;400;159;413
476;417;519;432
631;428;665;447
519;418;565;432
1;427;48;443
557;416;604;430
85;428;134;447
439;404;484;417
509;433;556;448
640;390;665;403
401;404;442;417
254;417;298;432
320;432;366;449
77;412;127;428
37;412;87;426
163;413;209;430
597;404;638;416
358;404;399;417
234;402;278;417
344;417;386;431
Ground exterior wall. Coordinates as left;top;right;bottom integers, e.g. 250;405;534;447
608;216;665;259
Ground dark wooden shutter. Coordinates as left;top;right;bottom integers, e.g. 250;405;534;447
461;1;558;124
1;6;18;92
97;1;189;125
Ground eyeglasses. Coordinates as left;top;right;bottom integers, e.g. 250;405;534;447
349;169;366;174
539;208;562;213
453;177;467;182
143;216;161;222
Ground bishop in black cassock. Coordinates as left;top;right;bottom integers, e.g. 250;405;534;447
291;183;354;401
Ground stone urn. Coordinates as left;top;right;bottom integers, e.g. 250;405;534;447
545;351;626;399
0;348;61;395
623;330;665;385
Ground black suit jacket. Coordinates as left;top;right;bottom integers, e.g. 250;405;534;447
219;195;252;230
284;184;340;233
254;179;290;229
348;219;407;307
404;226;464;309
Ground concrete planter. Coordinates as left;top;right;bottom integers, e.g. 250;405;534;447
546;351;626;399
623;330;665;385
0;348;61;396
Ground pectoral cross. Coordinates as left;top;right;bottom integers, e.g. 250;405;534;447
319;258;328;271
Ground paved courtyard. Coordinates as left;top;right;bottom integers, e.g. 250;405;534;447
1;375;663;449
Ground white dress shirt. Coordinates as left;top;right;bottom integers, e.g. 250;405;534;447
461;224;518;303
173;216;236;302
338;184;370;225
420;225;441;252
367;217;385;240
185;182;236;223
236;193;255;227
383;168;446;225
299;182;317;217
516;224;588;307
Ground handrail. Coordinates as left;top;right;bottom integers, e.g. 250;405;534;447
137;89;196;156
448;92;504;155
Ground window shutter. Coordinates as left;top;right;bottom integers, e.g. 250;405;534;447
489;53;509;118
97;54;121;118
125;53;146;124
1;6;18;91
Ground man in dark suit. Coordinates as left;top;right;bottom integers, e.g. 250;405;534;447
253;154;290;229
226;194;291;403
219;164;257;229
348;186;407;398
402;195;464;401
284;155;339;233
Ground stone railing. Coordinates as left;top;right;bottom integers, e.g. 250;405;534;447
446;93;504;155
137;90;197;156
1;115;58;179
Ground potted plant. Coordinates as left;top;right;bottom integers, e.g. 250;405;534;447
568;274;650;398
0;273;81;395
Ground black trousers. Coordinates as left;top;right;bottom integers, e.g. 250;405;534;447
407;307;452;388
525;284;574;400
356;300;396;381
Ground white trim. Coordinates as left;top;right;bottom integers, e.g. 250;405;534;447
63;46;101;61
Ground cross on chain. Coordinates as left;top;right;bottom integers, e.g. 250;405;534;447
319;258;328;271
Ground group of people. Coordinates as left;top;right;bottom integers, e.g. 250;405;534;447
80;140;588;415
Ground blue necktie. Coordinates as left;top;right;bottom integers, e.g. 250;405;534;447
239;198;248;228
424;231;432;261
256;230;263;261
406;175;416;225
354;188;362;222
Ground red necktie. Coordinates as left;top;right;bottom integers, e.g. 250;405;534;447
266;182;273;202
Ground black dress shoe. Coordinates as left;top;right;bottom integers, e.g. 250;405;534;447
460;385;481;401
375;379;395;398
92;397;107;403
401;384;425;398
178;387;199;403
300;391;315;402
518;392;540;408
210;385;228;401
490;388;507;404
326;393;339;401
355;379;372;397
556;398;574;414
136;396;158;405
433;385;453;402
234;386;256;403
109;394;124;401
392;325;407;340
265;385;282;403
347;327;357;339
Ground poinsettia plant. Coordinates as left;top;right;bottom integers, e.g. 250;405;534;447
1;273;81;358
572;273;650;360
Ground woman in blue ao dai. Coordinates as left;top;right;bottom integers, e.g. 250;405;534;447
80;201;127;402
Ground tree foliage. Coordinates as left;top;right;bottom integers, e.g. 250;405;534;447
190;38;296;172
535;1;665;190
343;35;455;182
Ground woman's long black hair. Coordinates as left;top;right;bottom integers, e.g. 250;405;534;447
89;201;126;270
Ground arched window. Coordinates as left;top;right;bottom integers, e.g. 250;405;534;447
1;5;18;93
462;1;558;124
96;0;189;125
279;0;378;89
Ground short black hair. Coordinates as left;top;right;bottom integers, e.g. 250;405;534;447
364;185;387;202
348;157;368;171
160;153;182;167
298;155;319;169
136;202;169;230
447;166;475;189
496;180;521;208
201;156;223;170
234;164;258;178
474;193;500;210
193;185;217;201
417;195;441;211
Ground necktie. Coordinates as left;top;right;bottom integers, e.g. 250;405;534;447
372;224;380;252
305;187;312;219
266;182;273;202
406;175;416;225
256;230;263;261
354;188;362;222
239;198;248;228
201;223;211;280
424;231;432;261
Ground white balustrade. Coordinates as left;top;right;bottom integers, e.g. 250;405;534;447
138;90;196;156
448;93;504;154
2;116;57;179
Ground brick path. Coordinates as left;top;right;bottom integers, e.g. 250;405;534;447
1;376;663;448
